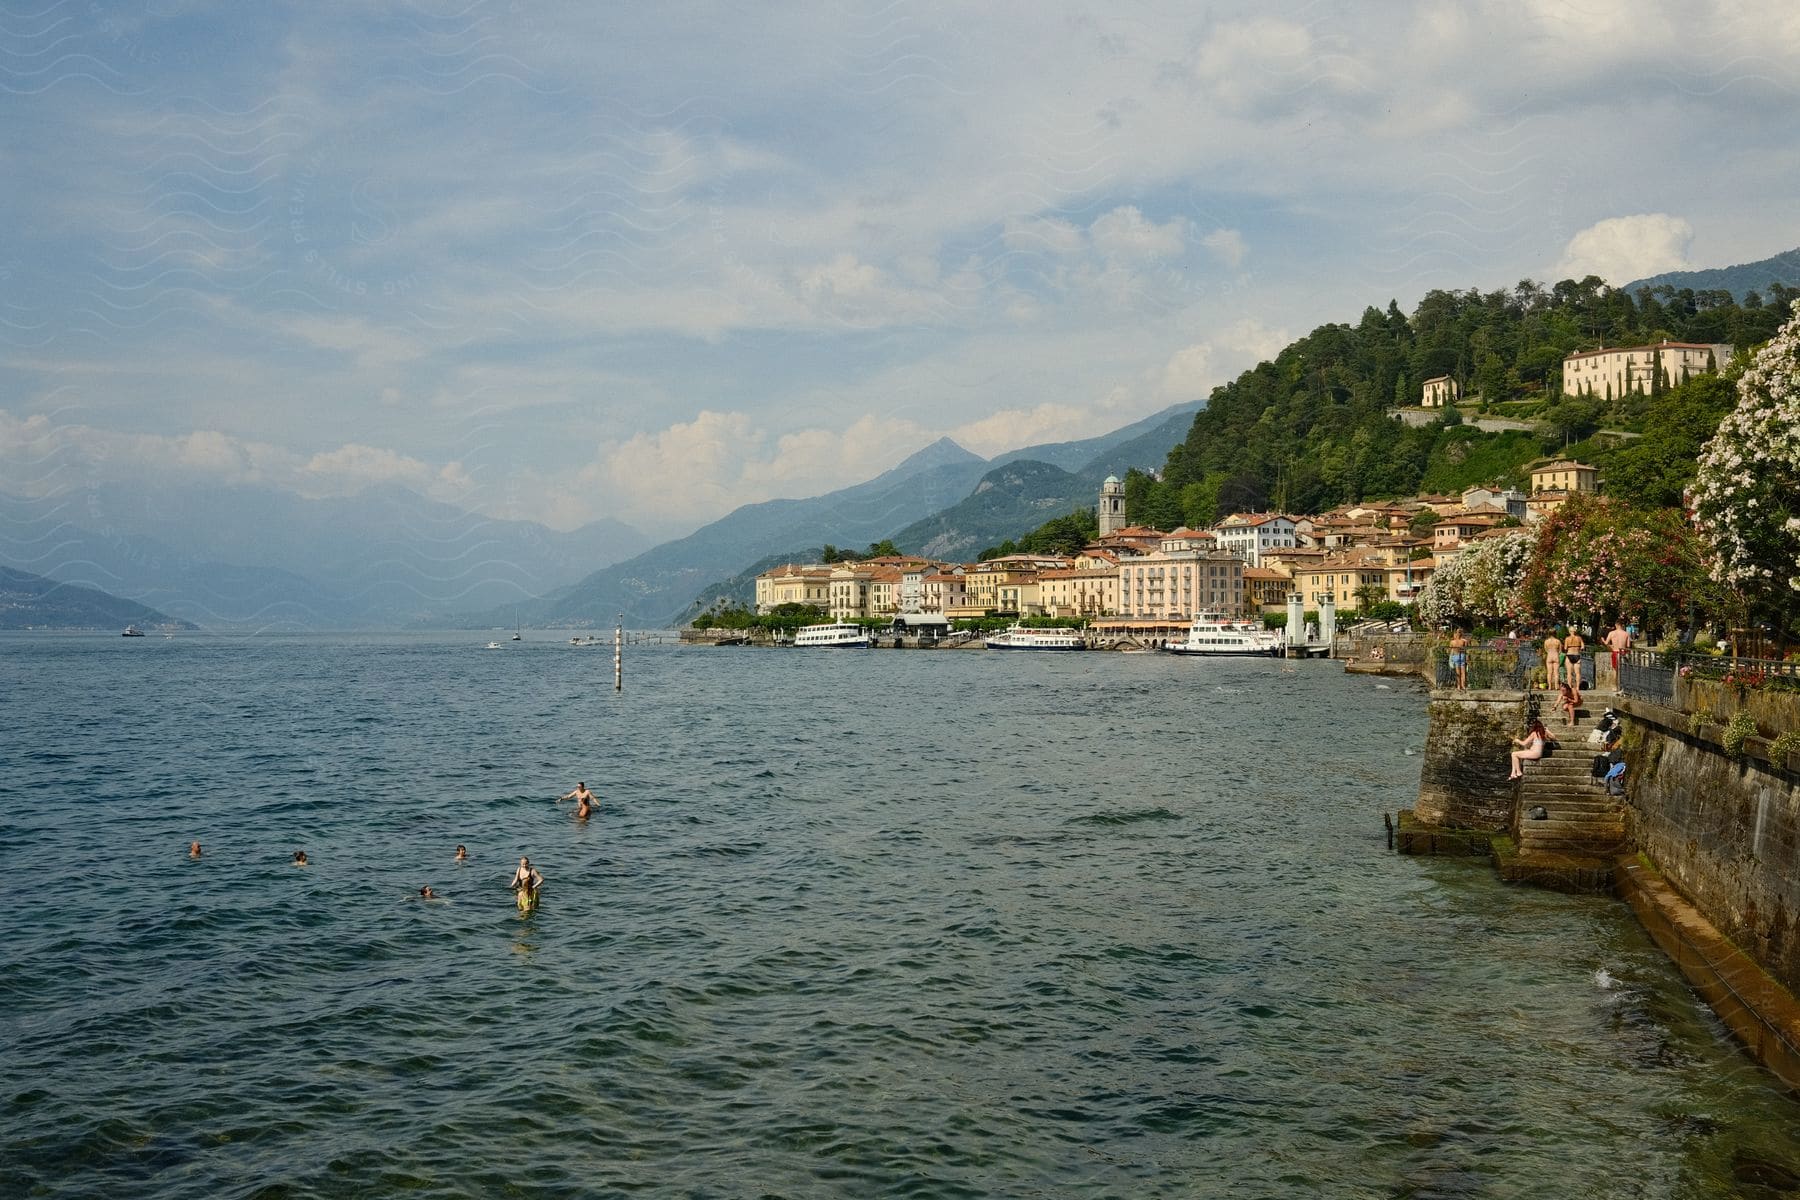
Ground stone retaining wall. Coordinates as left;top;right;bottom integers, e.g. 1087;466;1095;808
1615;695;1800;995
1415;690;1525;830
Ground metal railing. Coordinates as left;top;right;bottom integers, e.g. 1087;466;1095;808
1433;647;1526;691
1617;648;1800;706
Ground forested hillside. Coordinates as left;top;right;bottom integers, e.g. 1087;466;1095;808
1127;277;1795;527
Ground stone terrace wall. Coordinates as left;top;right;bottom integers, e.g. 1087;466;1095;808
1619;696;1800;996
1416;692;1525;830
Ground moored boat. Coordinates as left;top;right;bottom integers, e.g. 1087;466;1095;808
122;625;145;637
793;622;872;648
983;624;1084;650
1165;611;1282;656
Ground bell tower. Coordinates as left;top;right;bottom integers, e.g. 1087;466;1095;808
1098;474;1126;536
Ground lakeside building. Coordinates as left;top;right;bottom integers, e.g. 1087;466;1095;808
920;568;968;615
1530;459;1598;496
1094;524;1168;556
1461;485;1528;520
755;564;834;613
1039;565;1119;619
1292;555;1388;613
1244;565;1293;614
1212;512;1298;566
1432;513;1508;562
1527;487;1573;519
1421;375;1459;407
1562;341;1732;399
1118;548;1246;619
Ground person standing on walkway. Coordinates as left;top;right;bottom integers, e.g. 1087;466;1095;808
1448;628;1470;690
1604;619;1632;677
1542;627;1563;693
1562;625;1585;703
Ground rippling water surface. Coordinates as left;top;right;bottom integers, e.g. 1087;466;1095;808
6;633;1800;1198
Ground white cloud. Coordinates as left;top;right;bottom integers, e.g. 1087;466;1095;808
1159;319;1291;400
1555;213;1693;285
1161;343;1213;397
948;403;1094;457
1201;228;1248;270
1002;215;1085;256
572;410;934;531
1090;206;1188;261
302;442;447;493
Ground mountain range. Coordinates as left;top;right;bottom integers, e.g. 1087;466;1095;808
1623;245;1800;301
488;402;1202;628
0;483;649;631
0;565;196;631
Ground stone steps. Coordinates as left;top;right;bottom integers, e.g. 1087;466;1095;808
1513;708;1628;857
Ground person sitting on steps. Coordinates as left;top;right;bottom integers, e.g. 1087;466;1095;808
1508;718;1550;780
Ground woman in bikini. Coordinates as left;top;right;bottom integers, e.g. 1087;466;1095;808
1508;718;1550;780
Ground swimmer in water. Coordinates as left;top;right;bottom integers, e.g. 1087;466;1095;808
419;886;437;900
292;850;308;867
508;856;543;910
455;845;468;861
189;841;202;858
558;781;595;806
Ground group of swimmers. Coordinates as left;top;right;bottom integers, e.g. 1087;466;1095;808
183;781;595;911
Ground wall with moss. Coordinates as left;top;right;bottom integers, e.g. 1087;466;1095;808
1621;699;1800;995
1416;692;1524;830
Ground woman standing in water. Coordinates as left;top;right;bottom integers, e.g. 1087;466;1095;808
508;857;543;912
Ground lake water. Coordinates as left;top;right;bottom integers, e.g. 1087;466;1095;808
5;633;1800;1198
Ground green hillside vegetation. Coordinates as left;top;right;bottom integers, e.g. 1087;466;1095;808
976;508;1098;560
1127;277;1788;525
0;565;197;630
1624;246;1800;303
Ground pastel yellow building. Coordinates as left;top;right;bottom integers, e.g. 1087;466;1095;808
755;564;833;613
1038;566;1119;618
1117;550;1245;619
1529;459;1598;495
1421;375;1459;407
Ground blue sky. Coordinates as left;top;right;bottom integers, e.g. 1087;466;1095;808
2;1;1796;537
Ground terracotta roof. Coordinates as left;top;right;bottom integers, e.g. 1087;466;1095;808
1564;341;1725;362
1533;459;1595;472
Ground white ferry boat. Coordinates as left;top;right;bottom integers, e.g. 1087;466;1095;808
983;624;1084;651
793;622;872;648
1166;611;1283;657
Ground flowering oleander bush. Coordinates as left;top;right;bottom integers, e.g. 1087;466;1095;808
1692;299;1800;626
1418;529;1532;627
1513;495;1716;633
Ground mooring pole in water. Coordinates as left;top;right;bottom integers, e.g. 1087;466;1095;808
614;616;622;692
1384;811;1394;850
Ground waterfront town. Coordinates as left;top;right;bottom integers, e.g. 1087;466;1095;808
752;460;1596;642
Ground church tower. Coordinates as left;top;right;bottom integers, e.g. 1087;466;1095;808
1098;474;1126;536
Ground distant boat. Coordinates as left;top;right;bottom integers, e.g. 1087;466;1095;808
122;625;145;637
1165;611;1283;657
983;624;1084;650
511;622;522;641
793;622;871;648
486;641;501;649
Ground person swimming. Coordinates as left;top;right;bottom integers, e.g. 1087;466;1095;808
455;845;468;861
189;841;202;858
508;856;543;911
419;885;437;900
292;850;309;867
